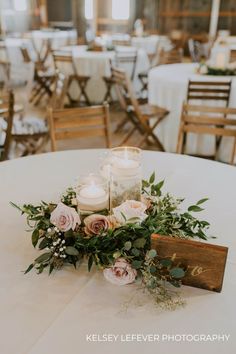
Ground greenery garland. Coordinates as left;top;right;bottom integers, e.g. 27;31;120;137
11;173;210;309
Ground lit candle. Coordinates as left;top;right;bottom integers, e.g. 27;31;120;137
77;176;109;211
112;147;141;177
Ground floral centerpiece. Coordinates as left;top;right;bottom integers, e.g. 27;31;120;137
12;171;210;310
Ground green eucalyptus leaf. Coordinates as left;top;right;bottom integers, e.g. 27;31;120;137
32;229;39;248
160;259;172;268
24;263;34;274
131;248;140;257
188;205;204;212
147;249;157;259
124;241;132;251
113;251;121;259
38;237;48;250
34;252;51;264
197;198;209;205
170;267;185;279
132;260;143;269
150;265;157;274
149;172;155;184
133;238;146;249
49;264;54;275
65;246;79;256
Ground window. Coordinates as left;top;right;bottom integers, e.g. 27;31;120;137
85;0;94;20
13;0;27;11
112;0;130;20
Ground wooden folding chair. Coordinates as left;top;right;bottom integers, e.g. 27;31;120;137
187;80;232;153
0;90;49;160
21;46;55;106
159;47;183;65
47;103;111;151
103;50;138;103
177;103;236;165
112;67;169;150
53;52;91;106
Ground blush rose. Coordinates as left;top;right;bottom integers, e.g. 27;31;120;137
103;258;137;285
50;202;81;232
113;200;148;225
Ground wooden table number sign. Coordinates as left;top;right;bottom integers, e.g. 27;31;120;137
151;234;228;292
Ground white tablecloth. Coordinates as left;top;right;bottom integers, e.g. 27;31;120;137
28;30;77;51
58;45;150;103
131;35;171;55
0;38;34;84
148;63;236;162
0;150;236;354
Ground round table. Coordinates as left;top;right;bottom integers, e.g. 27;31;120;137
28;30;77;51
58;45;150;103
131;35;171;55
0;150;236;354
148;63;236;163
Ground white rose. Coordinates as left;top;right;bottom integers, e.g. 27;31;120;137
50;202;81;232
103;258;137;286
113;200;148;225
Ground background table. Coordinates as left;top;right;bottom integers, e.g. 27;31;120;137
148;63;236;162
131;35;171;55
0;38;34;84
28;29;77;51
0;150;236;354
59;45;150;103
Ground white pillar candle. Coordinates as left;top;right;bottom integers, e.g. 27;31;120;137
77;176;109;212
111;148;141;177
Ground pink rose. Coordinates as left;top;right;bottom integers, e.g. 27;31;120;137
113;200;148;225
50;202;81;232
103;258;137;286
84;214;111;236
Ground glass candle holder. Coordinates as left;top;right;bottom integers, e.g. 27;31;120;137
110;147;142;209
77;174;109;213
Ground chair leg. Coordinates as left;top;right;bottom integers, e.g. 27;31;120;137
77;79;90;106
103;82;113;103
115;116;129;133
120;126;138;145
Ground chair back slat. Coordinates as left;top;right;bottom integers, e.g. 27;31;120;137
159;48;183;65
187;80;232;105
48;104;111;151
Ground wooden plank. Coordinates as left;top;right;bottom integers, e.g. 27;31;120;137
151;234;228;292
183;124;236;137
54;116;104;129
184;115;236;126
55;128;106;140
184;104;236;114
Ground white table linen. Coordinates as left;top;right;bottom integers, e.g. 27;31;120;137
131;35;171;55
148;63;236;162
58;45;150;103
0;38;34;84
29;30;77;51
0;150;236;354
